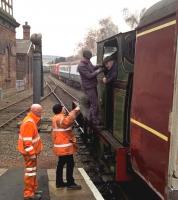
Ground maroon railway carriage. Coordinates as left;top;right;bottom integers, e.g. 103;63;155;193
130;0;178;199
73;0;178;199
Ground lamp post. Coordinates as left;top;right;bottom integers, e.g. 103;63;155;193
41;43;44;97
30;33;43;103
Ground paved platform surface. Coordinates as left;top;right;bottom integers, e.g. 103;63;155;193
0;168;50;200
0;168;104;200
48;168;103;200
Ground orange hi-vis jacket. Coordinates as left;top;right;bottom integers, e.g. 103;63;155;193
52;109;79;156
18;112;43;156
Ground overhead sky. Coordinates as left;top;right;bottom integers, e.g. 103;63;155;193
13;0;160;57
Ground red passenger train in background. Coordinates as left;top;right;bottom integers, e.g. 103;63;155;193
50;63;60;78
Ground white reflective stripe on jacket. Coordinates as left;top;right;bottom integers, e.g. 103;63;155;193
54;143;73;148
26;167;37;171
25;146;34;152
25;172;36;177
52;127;72;132
19;135;40;144
23;137;32;141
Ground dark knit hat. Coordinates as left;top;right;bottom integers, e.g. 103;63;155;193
83;49;92;59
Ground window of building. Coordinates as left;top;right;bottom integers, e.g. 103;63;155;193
1;0;13;15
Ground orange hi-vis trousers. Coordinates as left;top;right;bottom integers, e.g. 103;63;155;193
23;155;38;198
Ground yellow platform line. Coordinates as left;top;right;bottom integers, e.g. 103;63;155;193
137;20;176;37
131;118;168;142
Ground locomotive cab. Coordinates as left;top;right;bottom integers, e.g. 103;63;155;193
96;31;136;181
97;31;135;146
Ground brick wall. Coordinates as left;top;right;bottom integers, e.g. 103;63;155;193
0;25;16;91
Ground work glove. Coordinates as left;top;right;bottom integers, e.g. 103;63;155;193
96;64;103;68
62;107;67;115
95;67;104;74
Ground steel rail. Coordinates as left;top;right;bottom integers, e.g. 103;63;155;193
0;95;33;112
48;76;78;102
48;78;84;134
0;83;52;129
0;82;48;112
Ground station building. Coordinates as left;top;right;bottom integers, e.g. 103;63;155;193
16;22;33;91
0;1;34;99
0;0;19;98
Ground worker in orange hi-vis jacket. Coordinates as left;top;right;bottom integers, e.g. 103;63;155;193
51;103;81;190
18;104;43;200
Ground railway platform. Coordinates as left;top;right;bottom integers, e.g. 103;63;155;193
48;168;103;200
0;167;103;200
0;76;105;200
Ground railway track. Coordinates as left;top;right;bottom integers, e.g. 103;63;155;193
47;76;130;200
0;82;57;168
47;76;161;200
0;78;84;168
0;76;157;199
0;84;51;129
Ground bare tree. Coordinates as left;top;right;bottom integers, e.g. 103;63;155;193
85;28;98;54
97;17;118;41
75;41;85;57
75;17;118;56
123;8;146;29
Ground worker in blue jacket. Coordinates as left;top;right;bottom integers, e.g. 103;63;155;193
103;56;118;131
103;56;118;84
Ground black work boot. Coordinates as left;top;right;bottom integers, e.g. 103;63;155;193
67;183;82;190
24;193;42;200
56;182;67;189
35;190;43;195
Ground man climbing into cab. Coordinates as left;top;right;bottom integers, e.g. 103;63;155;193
78;49;104;129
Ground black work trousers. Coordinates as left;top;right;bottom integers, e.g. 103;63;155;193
56;155;74;186
85;87;99;124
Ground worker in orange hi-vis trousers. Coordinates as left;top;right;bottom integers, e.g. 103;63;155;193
18;104;43;200
51;103;81;190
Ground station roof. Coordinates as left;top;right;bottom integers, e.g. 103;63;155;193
0;9;19;27
138;0;176;28
16;39;32;54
